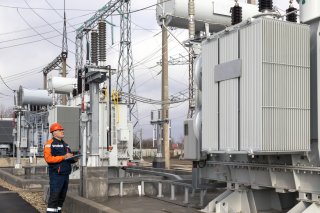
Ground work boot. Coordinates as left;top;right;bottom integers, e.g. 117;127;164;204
46;208;57;213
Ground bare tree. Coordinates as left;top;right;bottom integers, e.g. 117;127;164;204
0;104;14;119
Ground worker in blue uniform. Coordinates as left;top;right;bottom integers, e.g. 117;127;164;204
44;122;77;213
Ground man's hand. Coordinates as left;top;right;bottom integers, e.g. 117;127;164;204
64;153;73;159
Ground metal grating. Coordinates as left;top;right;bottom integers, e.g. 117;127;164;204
260;19;310;152
240;20;263;152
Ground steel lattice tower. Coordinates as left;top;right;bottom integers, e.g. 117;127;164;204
116;0;139;128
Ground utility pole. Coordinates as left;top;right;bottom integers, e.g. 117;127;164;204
187;0;195;118
42;0;68;105
61;0;68;105
161;18;170;169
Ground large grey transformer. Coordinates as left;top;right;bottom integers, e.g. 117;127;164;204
187;17;320;212
202;18;310;154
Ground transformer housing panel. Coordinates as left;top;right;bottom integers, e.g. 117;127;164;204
48;106;81;151
201;40;219;152
219;31;239;151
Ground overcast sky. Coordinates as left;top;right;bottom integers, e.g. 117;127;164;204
0;0;299;141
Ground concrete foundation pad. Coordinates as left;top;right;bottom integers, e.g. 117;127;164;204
0;168;47;189
13;168;25;176
81;166;109;202
64;194;120;213
0;168;78;190
0;158;47;168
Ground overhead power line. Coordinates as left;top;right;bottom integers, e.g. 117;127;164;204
0;75;14;91
23;0;76;46
0;4;97;11
120;91;189;105
0;12;95;36
45;0;77;31
17;8;63;51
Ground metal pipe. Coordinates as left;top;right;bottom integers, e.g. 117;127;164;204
120;181;123;197
141;181;145;196
123;167;183;180
108;66;112;148
170;184;176;200
183;187;189;204
15;111;21;168
157;182;163;197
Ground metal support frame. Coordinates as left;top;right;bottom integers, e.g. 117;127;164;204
86;70;107;166
203;188;282;213
120;181;123;197
14;110;22;169
183;187;189;204
141;181;145;196
170;184;176;200
75;0;122;76
116;0;139;129
157;182;164;198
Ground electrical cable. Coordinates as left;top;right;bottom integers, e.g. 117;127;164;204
0;1;166;37
0;11;96;36
23;0;76;47
0;25;80;44
44;0;77;31
0;33;62;50
113;0;171;16
0;3;97;11
0;74;14;91
0;92;11;97
120;91;189;105
16;8;64;52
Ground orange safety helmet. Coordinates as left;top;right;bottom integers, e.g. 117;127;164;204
50;122;64;133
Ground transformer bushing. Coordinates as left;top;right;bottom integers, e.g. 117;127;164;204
91;31;98;65
231;5;242;25
258;0;273;12
98;21;106;65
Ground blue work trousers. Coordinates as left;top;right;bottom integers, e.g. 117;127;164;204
47;173;69;213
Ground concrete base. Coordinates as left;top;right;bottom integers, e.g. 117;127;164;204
0;157;47;168
64;194;120;213
81;166;108;202
13;168;25;176
0;168;48;189
24;165;47;176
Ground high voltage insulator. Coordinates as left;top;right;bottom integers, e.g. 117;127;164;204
259;0;273;12
91;31;98;65
231;5;242;25
286;6;297;23
98;21;106;63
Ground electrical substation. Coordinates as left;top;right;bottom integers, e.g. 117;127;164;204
0;0;319;212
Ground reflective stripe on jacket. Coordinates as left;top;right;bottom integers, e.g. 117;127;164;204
44;138;72;175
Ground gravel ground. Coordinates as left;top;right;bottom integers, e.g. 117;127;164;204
0;178;47;213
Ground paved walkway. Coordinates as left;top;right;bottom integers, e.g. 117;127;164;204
0;186;39;213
